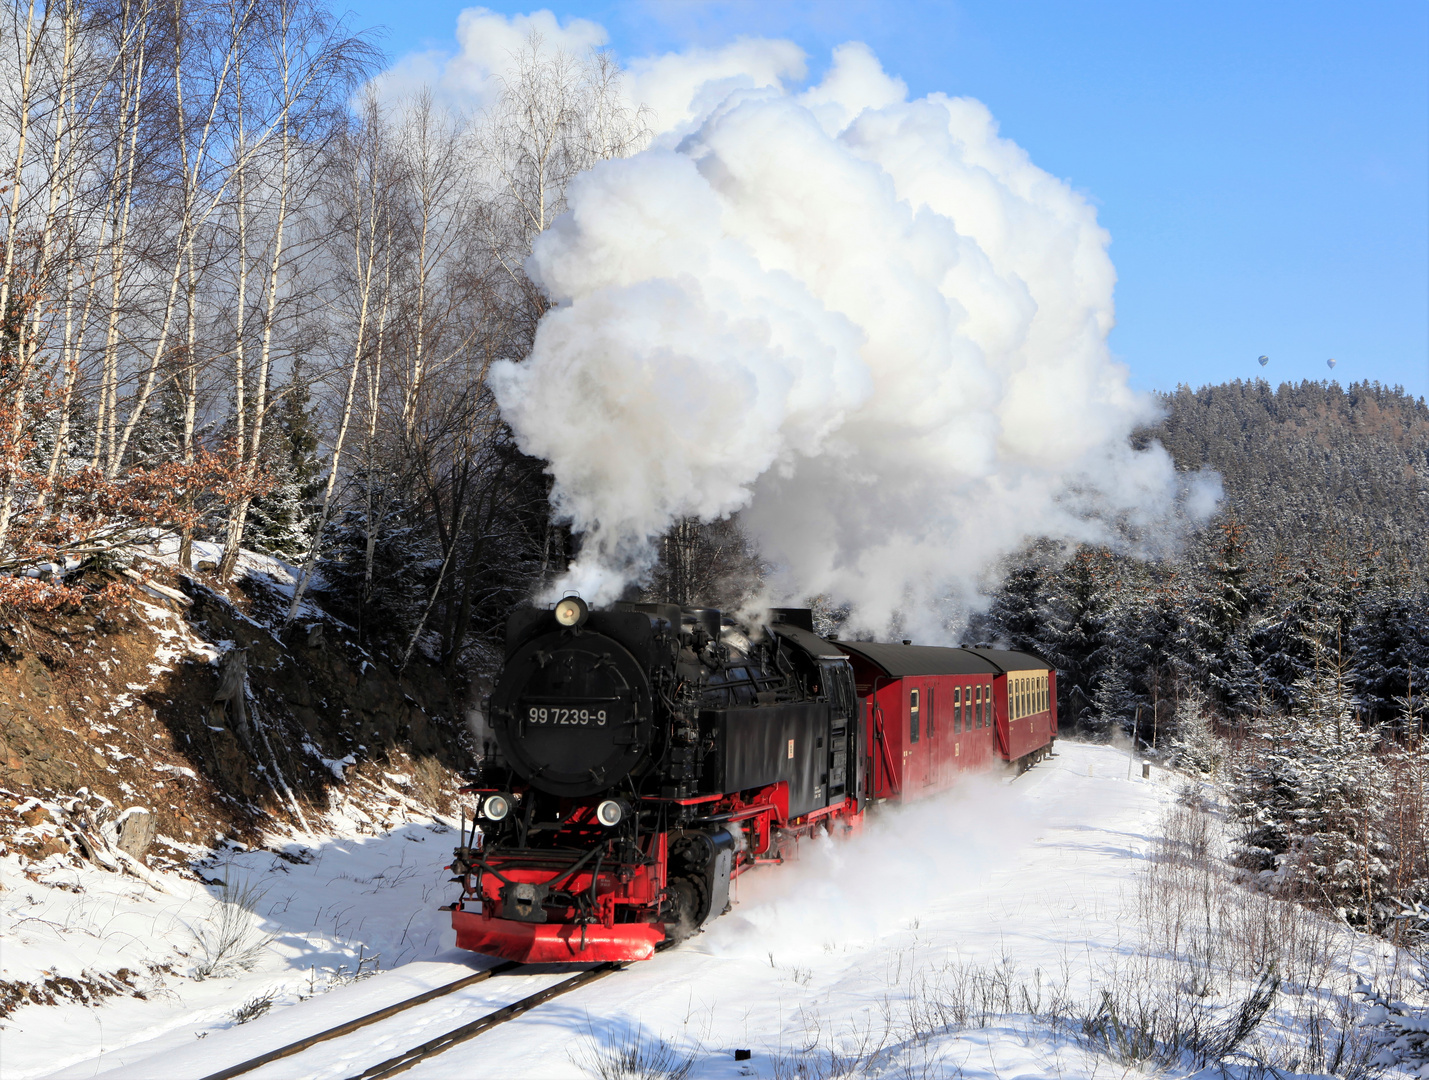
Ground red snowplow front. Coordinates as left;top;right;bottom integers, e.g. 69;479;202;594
451;906;665;963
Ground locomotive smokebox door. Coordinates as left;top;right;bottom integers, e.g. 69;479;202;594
489;632;654;797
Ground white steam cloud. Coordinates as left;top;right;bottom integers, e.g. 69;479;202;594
701;771;1036;956
488;37;1214;637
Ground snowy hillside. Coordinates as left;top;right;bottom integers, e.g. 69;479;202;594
5;741;1417;1080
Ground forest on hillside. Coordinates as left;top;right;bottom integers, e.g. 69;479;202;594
971;378;1429;943
1146;379;1429;562
974;378;1429;731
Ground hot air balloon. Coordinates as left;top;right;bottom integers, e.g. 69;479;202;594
1327;358;1337;369
1258;355;1269;366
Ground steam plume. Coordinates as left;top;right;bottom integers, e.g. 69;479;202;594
490;42;1212;637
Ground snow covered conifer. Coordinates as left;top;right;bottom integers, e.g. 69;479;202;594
1284;651;1389;925
1170;685;1223;777
978;547;1054;654
1232;641;1391;926
244;366;323;561
1358;961;1429;1077
1179;516;1258;713
1354;574;1429;726
1041;548;1122;736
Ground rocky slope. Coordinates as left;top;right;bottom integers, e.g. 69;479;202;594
0;549;475;883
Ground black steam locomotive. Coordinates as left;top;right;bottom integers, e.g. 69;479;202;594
450;598;865;962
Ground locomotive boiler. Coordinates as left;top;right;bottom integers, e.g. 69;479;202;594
449;599;865;963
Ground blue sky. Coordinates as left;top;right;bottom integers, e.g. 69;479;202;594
340;0;1429;398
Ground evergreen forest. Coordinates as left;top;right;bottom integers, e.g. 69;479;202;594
971;377;1429;943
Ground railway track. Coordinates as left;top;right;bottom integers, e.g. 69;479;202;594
198;958;626;1080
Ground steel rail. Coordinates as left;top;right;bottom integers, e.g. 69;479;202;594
345;962;625;1080
197;960;522;1080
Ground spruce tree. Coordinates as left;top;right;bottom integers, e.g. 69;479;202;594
1231;643;1389;928
1041;548;1121;735
244;364;323;561
1170;685;1224;777
1358;961;1429;1076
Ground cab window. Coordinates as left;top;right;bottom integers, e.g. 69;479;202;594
909;688;920;743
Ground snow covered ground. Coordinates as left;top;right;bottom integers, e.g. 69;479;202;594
3;741;1412;1079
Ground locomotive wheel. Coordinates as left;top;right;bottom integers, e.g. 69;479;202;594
664;875;708;942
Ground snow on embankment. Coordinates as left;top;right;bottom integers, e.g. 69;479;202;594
15;741;1418;1080
2;816;466;1080
456;741;1413;1080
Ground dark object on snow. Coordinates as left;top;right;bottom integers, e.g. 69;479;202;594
211;647;252;748
735;1049;752;1060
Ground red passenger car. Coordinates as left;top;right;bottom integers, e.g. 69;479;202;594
835;642;1056;799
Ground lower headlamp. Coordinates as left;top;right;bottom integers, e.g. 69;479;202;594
482;793;511;821
595;799;626;827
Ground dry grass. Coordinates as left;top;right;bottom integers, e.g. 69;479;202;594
570;1024;699;1080
188;876;273;980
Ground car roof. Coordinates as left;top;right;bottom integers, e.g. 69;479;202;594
833;641;1053;677
833;641;1000;677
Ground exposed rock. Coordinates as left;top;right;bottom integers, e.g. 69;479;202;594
210;647;251;748
19;804;49;827
115;808;155;862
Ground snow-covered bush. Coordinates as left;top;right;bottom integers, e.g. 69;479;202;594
1170;686;1224;777
1229;653;1393;930
1357;962;1429;1078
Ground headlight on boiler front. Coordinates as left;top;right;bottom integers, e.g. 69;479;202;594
595;799;626;827
554;596;589;627
482;794;511;821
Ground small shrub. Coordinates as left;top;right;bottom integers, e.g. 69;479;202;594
189;877;273;980
1358;959;1429;1077
571;1024;697;1080
229;990;277;1024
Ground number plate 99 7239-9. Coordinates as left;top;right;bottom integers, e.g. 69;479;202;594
523;705;609;726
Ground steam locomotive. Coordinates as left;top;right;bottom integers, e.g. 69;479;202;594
448;598;1055;963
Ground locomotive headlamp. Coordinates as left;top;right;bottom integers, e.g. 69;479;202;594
482;793;511;821
554;596;589;628
595;799;626;827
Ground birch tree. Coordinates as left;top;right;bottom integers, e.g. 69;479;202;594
216;0;374;580
283;88;394;623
